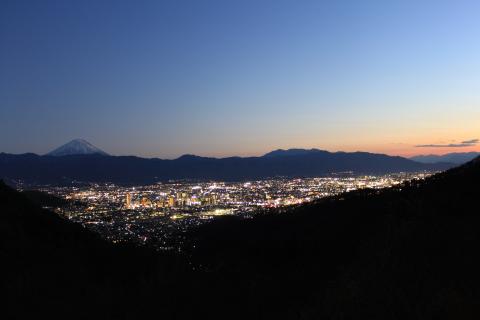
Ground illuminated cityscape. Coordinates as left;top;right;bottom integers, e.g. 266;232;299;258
28;172;434;250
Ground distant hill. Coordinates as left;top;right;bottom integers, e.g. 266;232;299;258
411;152;480;164
263;148;330;157
46;139;109;156
0;148;453;184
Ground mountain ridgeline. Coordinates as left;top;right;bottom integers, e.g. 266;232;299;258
411;151;480;164
2;157;480;318
0;148;452;184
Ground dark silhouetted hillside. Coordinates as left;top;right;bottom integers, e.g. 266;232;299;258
186;157;480;319
20;189;70;208
0;181;187;319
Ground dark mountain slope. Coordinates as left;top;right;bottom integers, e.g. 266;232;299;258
187;157;480;319
21;189;70;207
0;181;185;319
0;150;452;184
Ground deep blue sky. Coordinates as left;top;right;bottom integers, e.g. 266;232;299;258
1;0;479;158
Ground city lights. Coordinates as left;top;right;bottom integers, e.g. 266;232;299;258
33;172;433;250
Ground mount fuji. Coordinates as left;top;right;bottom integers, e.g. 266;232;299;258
46;139;109;156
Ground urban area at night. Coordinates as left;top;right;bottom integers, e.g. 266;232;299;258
18;172;433;250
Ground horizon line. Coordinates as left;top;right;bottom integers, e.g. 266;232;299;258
3;147;479;160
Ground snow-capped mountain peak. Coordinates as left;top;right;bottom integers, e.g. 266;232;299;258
46;139;109;156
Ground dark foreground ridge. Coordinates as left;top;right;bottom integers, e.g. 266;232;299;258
2;157;480;319
0;181;186;319
0;148;452;184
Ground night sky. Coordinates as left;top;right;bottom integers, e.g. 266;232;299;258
1;0;479;158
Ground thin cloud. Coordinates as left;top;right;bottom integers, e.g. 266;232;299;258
415;139;479;148
462;139;479;144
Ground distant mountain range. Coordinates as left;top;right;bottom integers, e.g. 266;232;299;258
411;152;480;165
0;140;454;184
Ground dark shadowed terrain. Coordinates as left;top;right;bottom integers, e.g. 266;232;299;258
2;157;480;319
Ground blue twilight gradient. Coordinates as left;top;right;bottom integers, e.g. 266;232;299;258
1;0;480;158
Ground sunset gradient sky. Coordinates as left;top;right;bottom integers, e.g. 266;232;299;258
1;0;479;158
